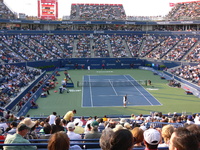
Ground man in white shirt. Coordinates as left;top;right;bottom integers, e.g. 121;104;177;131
48;112;57;125
123;94;128;108
66;122;81;143
0;118;8;132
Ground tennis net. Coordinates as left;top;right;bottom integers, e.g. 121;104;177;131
77;80;147;87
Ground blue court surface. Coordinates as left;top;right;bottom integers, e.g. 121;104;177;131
82;75;162;107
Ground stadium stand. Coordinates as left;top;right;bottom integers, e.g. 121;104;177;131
93;35;110;58
170;64;200;85
0;0;16;20
125;35;143;57
184;42;200;62
166;1;200;21
70;3;126;21
0;1;200;149
1;34;200;61
0;65;41;107
0;112;198;149
75;34;91;58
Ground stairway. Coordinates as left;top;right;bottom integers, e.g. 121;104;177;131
72;39;78;57
122;40;132;58
90;39;95;58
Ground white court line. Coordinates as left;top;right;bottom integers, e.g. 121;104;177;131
98;95;135;96
109;79;118;96
82;104;162;108
81;76;84;107
89;75;94;107
123;75;153;106
126;74;162;106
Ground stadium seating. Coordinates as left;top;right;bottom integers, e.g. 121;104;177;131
0;2;200;149
1;34;200;62
0;65;41;108
0;1;15;20
70;3;126;20
166;1;200;21
170;64;200;84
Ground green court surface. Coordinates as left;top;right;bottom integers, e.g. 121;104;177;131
27;69;200;118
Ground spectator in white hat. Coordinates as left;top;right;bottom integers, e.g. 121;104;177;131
66;122;81;143
143;128;161;150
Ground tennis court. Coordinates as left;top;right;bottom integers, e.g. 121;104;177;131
81;75;162;107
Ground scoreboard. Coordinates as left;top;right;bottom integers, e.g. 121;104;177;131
38;0;58;20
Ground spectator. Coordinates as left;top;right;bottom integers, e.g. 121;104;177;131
80;116;87;126
112;124;124;132
186;124;200;149
20;118;37;138
73;119;84;134
51;117;65;134
186;115;194;125
48;112;57;125
97;118;105;132
169;127;199;150
48;131;82;150
143;128;161;150
63;109;76;122
100;128;114;150
158;124;174;147
131;127;144;148
0;118;8;132
39;123;52;140
84;120;102;141
66;122;82;143
4;123;37;150
7;121;18;135
110;129;135;150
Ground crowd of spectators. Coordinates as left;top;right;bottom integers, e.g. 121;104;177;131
139;35;164;57
146;36;180;59
152;25;198;32
0;65;41;107
1;34;200;62
0;0;16;19
125;35;143;57
163;37;197;61
55;24;143;31
93;35;110;58
52;34;74;58
0;111;199;149
166;1;200;21
110;35;129;58
1;35;40;62
70;4;126;21
0;41;24;63
75;35;91;58
16;35;61;60
170;64;200;85
1;0;200;23
12;73;53;113
184;42;200;62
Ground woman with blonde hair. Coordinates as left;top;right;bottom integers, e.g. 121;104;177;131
158;124;174;147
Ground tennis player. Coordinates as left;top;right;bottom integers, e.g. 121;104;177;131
123;94;128;108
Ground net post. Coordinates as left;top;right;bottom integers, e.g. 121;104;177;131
77;81;79;87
